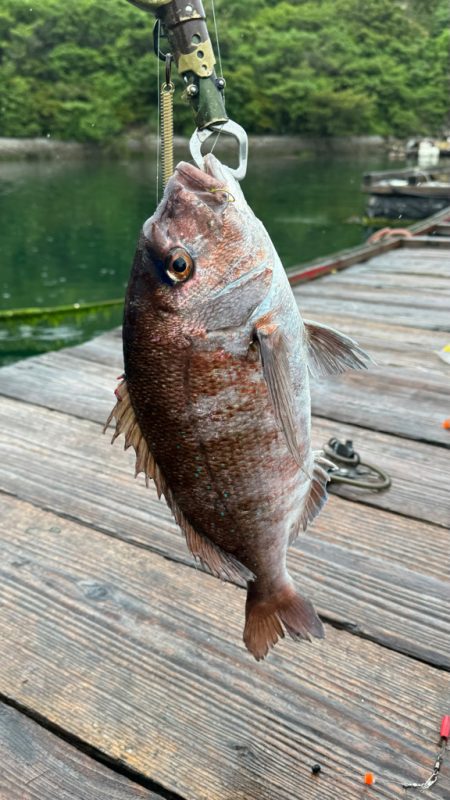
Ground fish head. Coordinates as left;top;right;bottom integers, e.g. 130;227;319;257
134;153;273;331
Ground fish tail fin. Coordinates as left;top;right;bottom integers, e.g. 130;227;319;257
243;579;324;661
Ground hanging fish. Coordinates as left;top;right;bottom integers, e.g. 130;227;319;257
106;154;370;660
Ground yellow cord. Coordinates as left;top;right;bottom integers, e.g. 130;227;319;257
161;81;175;188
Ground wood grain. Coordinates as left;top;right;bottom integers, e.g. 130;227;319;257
312;415;450;527
0;704;159;800
68;329;450;446
310;368;450;446
2;393;448;528
0;494;449;800
0;396;448;666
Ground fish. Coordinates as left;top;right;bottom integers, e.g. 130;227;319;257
106;153;371;661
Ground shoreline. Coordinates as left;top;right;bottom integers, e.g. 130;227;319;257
0;133;397;162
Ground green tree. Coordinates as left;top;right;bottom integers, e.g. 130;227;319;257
0;0;448;141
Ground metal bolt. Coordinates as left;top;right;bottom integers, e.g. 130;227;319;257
186;83;198;96
185;3;193;12
216;77;226;90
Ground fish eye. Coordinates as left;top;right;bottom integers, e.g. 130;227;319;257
165;248;194;283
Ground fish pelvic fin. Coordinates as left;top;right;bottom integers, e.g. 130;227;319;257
304;319;373;378
105;379;254;587
299;453;331;534
243;579;324;661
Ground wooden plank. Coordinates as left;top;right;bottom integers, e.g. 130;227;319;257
1;390;448;527
315;269;450;291
1;311;449;451
311;416;450;528
0;398;448;665
69;333;449;429
286;206;450;281
310;368;450;447
0;349;117;423
1;495;449;800
0;704;158;800
1;392;448;529
71;324;450;385
404;236;450;248
297;281;450;313
293;291;450;330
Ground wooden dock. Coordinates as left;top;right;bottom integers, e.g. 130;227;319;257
1;209;449;799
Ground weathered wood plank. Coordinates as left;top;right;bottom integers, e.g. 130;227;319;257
294;292;450;329
1;394;447;528
313;269;450;292
297;281;450;313
70;323;450;381
0;349;117;422
0;704;158;800
311;416;450;528
1;495;449;800
1;316;449;451
0;397;448;665
310;368;450;446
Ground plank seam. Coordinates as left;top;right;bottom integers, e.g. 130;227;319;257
1;487;448;668
320;616;450;673
312;409;450;453
0;693;186;800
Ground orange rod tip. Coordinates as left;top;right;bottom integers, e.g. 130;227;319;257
364;772;375;785
442;419;450;430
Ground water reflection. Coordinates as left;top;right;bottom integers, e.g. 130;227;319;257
0;148;403;365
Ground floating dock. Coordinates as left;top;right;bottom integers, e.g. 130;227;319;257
363;165;450;219
0;208;449;799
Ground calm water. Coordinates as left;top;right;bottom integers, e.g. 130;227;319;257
0;147;403;365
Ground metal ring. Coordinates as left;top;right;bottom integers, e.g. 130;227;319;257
189;120;248;181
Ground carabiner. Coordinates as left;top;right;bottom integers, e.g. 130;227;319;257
189;120;248;181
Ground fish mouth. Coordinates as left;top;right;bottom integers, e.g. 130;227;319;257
175;161;223;192
175;158;226;195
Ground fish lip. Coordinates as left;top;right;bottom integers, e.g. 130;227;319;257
175;161;223;194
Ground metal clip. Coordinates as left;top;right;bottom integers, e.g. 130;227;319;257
323;438;391;492
189;119;248;181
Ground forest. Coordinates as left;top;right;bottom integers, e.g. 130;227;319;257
0;0;448;142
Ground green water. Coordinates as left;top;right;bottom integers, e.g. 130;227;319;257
0;148;403;365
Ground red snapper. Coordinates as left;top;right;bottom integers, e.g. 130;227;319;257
106;154;370;660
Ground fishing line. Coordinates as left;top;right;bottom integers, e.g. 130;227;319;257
209;0;225;157
210;0;223;82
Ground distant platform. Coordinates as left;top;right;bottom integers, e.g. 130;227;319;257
0;208;449;800
362;165;450;219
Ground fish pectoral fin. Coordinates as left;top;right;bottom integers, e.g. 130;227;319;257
304;319;373;378
300;452;331;533
255;320;305;469
105;379;254;587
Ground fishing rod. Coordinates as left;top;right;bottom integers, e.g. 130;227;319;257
125;0;248;181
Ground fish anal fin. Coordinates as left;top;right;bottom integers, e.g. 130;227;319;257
304;319;373;378
105;379;254;587
300;454;330;532
244;580;324;661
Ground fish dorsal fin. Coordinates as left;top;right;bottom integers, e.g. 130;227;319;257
304;319;373;378
104;380;254;586
255;320;308;472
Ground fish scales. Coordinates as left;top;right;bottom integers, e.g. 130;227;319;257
107;153;371;660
